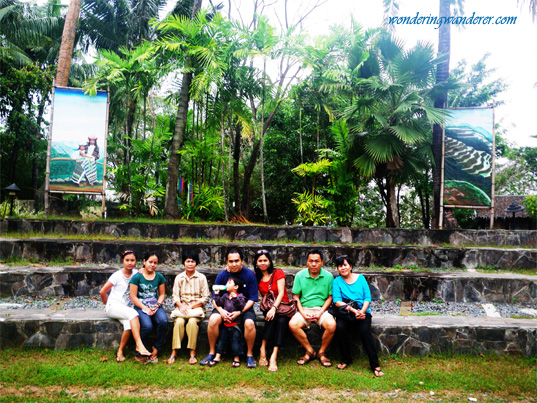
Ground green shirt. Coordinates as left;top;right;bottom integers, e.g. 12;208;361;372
130;272;166;301
292;268;333;308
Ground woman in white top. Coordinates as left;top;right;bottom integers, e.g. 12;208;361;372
99;250;151;362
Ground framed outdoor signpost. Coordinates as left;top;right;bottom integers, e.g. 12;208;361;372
440;106;495;229
44;86;109;215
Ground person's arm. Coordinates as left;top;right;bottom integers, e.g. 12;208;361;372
190;275;210;309
129;283;151;314
356;275;370;319
228;295;253;321
319;295;333;315
157;282;165;305
266;277;286;321
172;275;181;307
99;281;113;305
333;278;345;307
291;272;305;317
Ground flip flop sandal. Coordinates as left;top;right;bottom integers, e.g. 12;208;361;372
297;350;316;365
374;368;385;377
318;352;332;367
337;362;348;370
200;354;215;366
116;355;126;362
166;355;176;365
208;359;220;367
268;364;278;372
135;350;152;357
259;357;268;366
232;360;241;368
189;356;197;365
246;356;256;369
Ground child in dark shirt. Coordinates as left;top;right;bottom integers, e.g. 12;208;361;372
212;276;246;367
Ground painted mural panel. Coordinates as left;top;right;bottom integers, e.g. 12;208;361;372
443;108;494;207
47;88;108;193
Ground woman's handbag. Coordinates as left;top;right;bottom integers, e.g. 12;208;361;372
260;273;297;318
329;300;361;321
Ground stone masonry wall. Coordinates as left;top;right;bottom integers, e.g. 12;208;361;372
1;218;536;247
1;238;536;270
1;312;534;357
2;267;536;304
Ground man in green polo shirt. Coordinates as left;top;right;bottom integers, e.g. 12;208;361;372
289;249;336;367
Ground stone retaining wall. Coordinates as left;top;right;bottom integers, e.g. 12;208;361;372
2;218;536;247
1;238;536;270
1;310;534;357
2;266;536;304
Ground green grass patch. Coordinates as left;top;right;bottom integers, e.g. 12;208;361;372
0;350;534;402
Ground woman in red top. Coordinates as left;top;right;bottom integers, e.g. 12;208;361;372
254;249;290;372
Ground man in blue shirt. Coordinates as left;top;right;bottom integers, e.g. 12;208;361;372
200;248;259;368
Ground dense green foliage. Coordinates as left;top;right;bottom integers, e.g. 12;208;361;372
1;0;534;228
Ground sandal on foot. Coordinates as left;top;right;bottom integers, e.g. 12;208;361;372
232;360;241;368
259;357;268;367
297;350;316;365
134;355;149;364
116;355;125;362
189;356;197;365
200;354;215;366
268;364;278;372
246;356;256;369
374;368;384;377
318;352;332;367
337;362;348;370
208;359;220;367
166;355;176;365
135;350;151;357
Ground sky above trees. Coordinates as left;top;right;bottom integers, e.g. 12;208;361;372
216;0;537;148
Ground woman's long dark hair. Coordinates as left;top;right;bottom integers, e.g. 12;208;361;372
254;249;275;283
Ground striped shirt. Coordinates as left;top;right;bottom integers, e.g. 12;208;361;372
172;271;211;311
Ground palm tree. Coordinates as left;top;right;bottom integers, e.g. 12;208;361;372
85;42;158;202
55;0;81;86
330;32;444;227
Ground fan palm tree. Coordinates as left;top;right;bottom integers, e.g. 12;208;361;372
332;32;445;227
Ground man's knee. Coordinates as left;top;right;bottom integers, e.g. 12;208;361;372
208;314;222;329
244;319;256;332
289;318;304;332
322;317;336;333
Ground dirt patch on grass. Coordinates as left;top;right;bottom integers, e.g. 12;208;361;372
0;384;533;402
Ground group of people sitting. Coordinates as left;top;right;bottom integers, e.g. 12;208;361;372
99;248;384;376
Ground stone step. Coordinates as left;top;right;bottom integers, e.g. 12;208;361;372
1;308;535;357
2;218;536;248
1;265;536;304
1;238;536;270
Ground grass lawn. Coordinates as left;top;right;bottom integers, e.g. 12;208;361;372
0;349;535;402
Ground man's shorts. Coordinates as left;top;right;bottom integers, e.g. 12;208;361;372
292;307;333;329
210;306;256;323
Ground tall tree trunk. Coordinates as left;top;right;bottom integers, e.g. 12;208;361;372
240;138;261;218
432;0;451;228
233;121;241;215
55;0;81;87
220;97;228;221
163;0;202;219
260;60;268;224
386;178;399;228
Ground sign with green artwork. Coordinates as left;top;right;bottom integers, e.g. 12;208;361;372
46;88;108;194
443;108;494;207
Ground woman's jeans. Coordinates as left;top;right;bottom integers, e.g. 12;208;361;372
135;307;168;351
